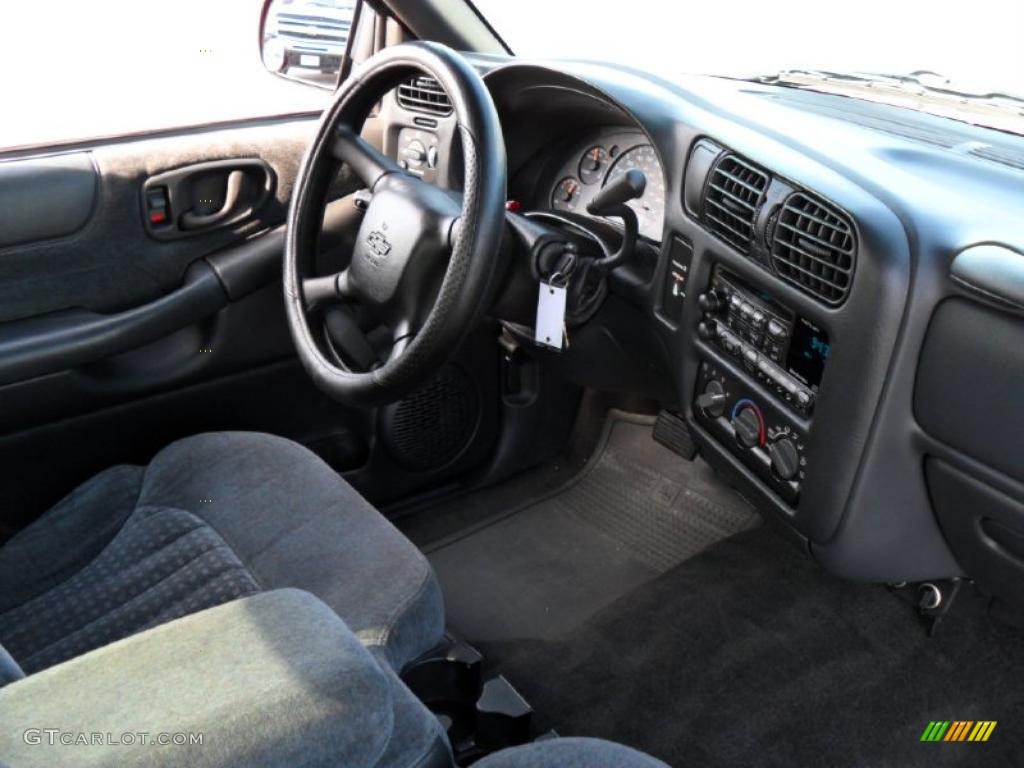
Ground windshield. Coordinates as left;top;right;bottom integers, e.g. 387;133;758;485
473;0;1024;134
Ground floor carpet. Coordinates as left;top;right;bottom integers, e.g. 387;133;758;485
476;527;1024;767
413;411;1024;766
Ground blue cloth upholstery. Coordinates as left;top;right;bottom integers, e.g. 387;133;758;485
0;589;451;768
0;432;445;673
476;738;670;768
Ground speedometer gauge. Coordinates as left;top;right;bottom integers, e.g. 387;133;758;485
552;177;582;211
603;144;665;241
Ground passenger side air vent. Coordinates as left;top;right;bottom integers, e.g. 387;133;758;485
702;154;769;254
396;76;453;117
770;192;856;305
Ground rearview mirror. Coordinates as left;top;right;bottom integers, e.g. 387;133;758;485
260;0;356;88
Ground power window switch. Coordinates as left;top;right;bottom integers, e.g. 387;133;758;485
146;187;171;226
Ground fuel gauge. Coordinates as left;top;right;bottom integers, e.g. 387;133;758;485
552;177;582;211
578;146;609;185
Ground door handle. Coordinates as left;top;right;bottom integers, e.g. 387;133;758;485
180;170;247;231
142;159;276;240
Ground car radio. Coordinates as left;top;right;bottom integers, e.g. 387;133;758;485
695;266;829;416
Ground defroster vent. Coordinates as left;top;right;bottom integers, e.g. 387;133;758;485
702;154;769;254
396;76;453;117
770;192;856;305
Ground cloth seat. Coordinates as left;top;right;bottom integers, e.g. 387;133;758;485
475;738;669;768
0;432;445;675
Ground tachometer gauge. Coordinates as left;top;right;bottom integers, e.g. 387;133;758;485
552;176;582;211
578;146;609;185
603;144;665;241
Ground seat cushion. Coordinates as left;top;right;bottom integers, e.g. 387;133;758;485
0;589;451;768
0;432;445;673
475;738;669;768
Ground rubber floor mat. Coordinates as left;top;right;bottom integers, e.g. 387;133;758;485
426;412;759;642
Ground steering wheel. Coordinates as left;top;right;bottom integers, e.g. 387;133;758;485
283;42;507;405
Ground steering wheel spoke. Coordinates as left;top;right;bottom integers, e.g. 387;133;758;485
322;307;379;373
333;125;403;190
302;270;353;311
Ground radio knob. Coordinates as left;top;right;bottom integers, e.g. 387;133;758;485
697;320;717;341
768;437;800;481
732;406;762;449
698;291;723;313
696;380;727;418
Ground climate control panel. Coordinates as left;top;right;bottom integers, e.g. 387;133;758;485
694;360;807;505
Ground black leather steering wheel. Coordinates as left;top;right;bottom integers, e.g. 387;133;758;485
284;42;507;405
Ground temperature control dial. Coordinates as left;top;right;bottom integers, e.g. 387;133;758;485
731;405;763;449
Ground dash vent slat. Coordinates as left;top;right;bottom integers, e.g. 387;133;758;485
770;192;856;305
396;76;453;117
701;154;769;254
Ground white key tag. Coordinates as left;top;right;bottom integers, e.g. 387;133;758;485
535;278;567;351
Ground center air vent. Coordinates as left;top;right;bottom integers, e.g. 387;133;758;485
770;192;856;305
702;154;769;254
396;76;453;117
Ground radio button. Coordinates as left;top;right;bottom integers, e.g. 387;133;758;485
767;319;787;340
742;347;759;372
795;389;813;413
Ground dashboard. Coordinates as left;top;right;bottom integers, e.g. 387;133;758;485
381;58;1024;610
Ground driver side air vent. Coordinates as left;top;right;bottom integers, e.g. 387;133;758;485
770;192;856;306
396;76;453;117
702;154;769;254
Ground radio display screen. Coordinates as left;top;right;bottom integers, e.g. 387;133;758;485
786;315;830;388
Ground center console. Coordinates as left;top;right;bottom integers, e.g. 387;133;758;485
692;266;832;507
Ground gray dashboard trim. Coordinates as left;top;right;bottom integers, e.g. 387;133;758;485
950;244;1024;312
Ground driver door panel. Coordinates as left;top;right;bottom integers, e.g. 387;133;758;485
0;115;500;538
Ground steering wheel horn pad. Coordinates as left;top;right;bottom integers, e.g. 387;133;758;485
283;42;507;405
348;174;460;317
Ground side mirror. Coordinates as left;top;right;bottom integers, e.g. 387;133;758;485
259;0;356;88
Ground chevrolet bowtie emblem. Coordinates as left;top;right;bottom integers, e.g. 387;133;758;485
366;230;392;260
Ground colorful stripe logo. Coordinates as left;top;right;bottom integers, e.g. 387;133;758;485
921;721;997;742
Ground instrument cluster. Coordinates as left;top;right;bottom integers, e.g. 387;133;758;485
547;129;666;241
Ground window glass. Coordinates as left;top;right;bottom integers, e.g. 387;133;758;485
0;0;335;151
473;0;1024;135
